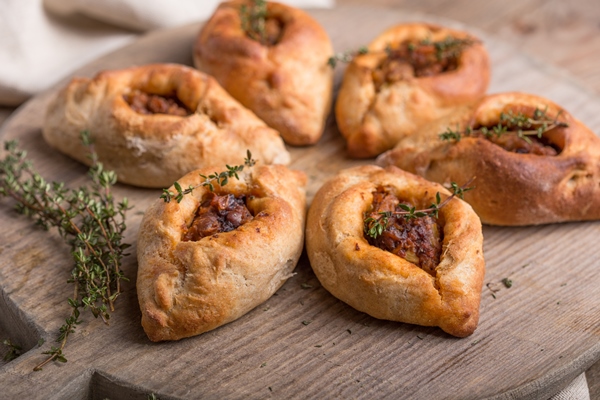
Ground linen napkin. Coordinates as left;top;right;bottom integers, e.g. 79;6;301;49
0;0;334;106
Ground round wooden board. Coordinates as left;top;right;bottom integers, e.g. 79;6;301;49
1;6;599;400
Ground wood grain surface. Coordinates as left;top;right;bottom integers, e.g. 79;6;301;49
1;5;600;400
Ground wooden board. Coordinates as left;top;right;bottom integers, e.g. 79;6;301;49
1;6;600;400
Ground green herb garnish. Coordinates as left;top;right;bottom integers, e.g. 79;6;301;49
439;108;568;144
414;36;476;62
364;178;475;239
240;0;268;44
2;339;22;362
327;46;368;68
161;150;256;203
502;278;513;288
0;132;130;371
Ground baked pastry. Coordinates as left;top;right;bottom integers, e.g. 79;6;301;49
377;92;600;225
137;163;307;341
305;165;485;337
335;22;490;158
193;0;333;146
43;63;290;188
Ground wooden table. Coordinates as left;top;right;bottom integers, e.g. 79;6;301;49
1;1;599;398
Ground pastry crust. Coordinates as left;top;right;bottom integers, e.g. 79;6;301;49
193;0;334;146
377;92;600;226
43;63;290;188
335;22;490;158
305;165;485;337
137;164;307;341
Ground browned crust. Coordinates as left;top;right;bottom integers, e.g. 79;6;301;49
43;63;290;188
193;0;334;146
377;92;600;225
305;165;485;337
335;22;490;158
137;164;307;341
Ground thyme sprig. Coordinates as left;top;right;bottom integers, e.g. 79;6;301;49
240;0;268;44
364;178;475;239
327;46;368;68
327;36;476;69
0;133;131;371
161;150;256;203
412;36;477;62
2;339;22;362
439;108;568;144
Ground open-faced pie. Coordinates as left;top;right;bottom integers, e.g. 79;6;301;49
193;0;334;146
43;63;290;188
305;165;485;337
137;163;306;341
335;22;490;158
377;92;600;225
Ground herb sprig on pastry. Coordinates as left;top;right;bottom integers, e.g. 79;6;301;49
335;22;490;158
378;92;600;225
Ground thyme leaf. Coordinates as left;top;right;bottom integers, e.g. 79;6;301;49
2;339;22;362
502;278;513;288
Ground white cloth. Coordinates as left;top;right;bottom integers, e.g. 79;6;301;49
550;373;591;400
0;0;334;105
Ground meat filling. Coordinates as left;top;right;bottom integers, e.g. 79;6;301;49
124;89;191;116
372;37;469;90
264;17;283;45
365;187;443;275
471;111;563;156
478;129;559;156
183;192;253;241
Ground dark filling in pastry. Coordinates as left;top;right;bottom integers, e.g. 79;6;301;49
263;17;283;45
372;36;472;91
183;192;253;241
124;89;191;116
471;126;560;156
470;106;565;156
365;187;443;276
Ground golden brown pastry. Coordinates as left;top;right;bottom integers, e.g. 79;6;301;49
43;63;290;188
137;163;307;341
335;22;490;158
377;92;600;226
193;0;334;146
305;165;485;337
